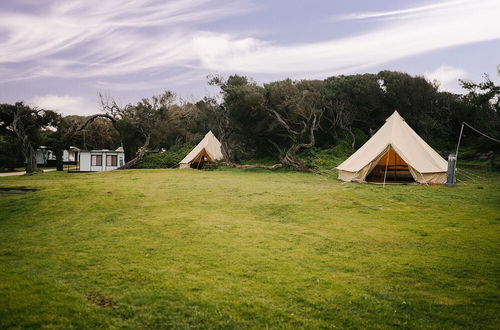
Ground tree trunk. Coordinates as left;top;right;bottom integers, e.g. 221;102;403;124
222;162;283;170
12;110;39;174
25;144;38;174
280;152;315;173
118;134;150;170
220;138;235;163
55;149;64;171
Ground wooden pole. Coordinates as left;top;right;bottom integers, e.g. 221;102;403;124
383;146;390;187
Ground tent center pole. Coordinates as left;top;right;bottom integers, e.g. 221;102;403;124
383;146;390;187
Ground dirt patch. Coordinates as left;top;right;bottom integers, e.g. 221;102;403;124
0;187;39;196
86;292;117;308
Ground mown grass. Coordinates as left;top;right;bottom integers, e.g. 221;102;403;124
0;167;499;329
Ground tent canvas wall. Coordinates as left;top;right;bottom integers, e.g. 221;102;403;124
336;111;448;184
179;131;224;169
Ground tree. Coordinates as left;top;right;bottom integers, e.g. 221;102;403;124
208;74;274;161
264;79;324;171
377;70;444;143
0;102;58;173
69;115;121;151
0;135;24;171
99;91;176;169
43;114;79;171
458;71;500;155
321;74;385;149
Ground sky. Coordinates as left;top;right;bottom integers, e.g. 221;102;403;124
0;0;499;116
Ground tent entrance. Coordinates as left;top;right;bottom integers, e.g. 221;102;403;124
366;147;415;183
190;149;213;169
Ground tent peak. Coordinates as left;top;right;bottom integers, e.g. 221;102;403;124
386;110;405;122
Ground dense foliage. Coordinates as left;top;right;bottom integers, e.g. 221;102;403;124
134;146;194;169
0;70;498;171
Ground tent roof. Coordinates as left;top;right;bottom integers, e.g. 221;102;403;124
336;111;447;173
179;131;224;164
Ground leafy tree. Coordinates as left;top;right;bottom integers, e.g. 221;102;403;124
377;71;445;142
457;71;500;156
0;102;58;173
263;79;324;170
70;115;121;151
99;91;177;169
43;114;78;171
321;74;385;148
208;75;270;161
0;135;24;171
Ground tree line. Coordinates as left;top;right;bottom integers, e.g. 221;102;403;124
1;70;499;173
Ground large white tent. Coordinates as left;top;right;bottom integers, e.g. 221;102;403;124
336;111;448;184
179;131;224;169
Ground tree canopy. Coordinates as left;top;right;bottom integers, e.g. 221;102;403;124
0;70;498;172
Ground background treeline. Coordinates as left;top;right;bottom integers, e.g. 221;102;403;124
1;70;498;172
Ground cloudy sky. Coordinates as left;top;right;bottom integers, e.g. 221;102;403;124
1;0;499;116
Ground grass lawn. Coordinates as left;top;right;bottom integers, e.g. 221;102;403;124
0;168;499;328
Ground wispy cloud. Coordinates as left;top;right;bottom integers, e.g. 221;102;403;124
424;65;466;92
0;0;499;94
30;94;96;116
335;0;468;21
193;0;500;76
0;0;252;81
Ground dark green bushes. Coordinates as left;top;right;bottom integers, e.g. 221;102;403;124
134;146;193;169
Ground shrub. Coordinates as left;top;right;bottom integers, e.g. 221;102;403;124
298;141;352;171
134;146;193;169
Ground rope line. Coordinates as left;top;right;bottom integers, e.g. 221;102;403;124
456;171;475;181
458;167;486;180
463;122;500;143
455;121;499;176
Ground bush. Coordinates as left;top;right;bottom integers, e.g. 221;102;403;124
134;146;193;169
298;141;352;171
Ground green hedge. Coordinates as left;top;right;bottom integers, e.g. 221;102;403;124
297;141;352;171
134;146;194;169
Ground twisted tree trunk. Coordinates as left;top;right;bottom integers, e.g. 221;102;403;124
12;112;40;174
221;162;283;170
55;149;64;171
267;108;321;173
118;134;150;170
25;144;38;174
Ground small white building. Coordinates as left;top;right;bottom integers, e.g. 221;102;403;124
35;146;80;165
78;147;125;172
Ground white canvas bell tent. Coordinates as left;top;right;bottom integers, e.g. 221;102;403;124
179;131;224;169
336;111;448;184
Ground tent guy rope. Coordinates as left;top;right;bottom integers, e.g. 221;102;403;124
455;122;500;159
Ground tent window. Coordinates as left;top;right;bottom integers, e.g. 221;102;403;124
366;148;415;183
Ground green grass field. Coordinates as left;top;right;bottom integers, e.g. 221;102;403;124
0;168;499;329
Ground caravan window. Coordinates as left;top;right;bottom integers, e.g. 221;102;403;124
106;155;117;166
91;155;102;166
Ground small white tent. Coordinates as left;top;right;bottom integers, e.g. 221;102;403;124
179;131;224;169
336;111;448;184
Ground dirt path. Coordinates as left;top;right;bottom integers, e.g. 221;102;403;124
0;168;57;177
